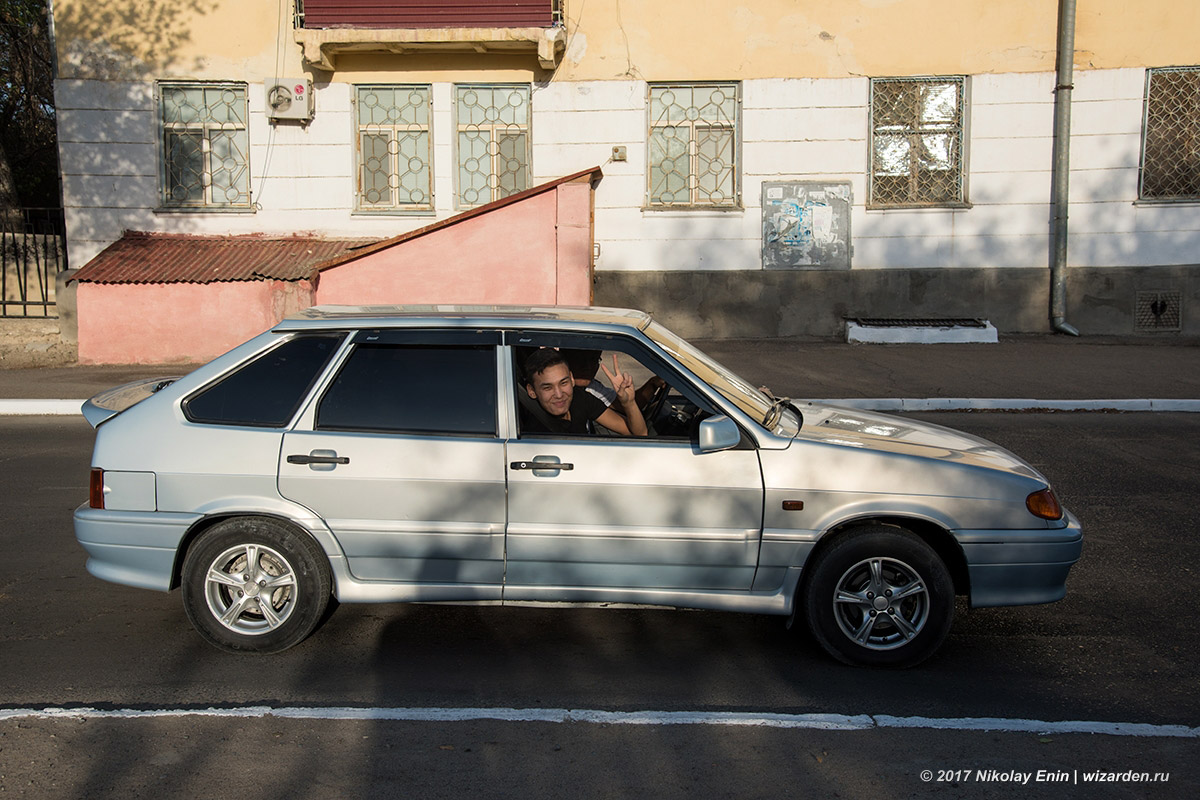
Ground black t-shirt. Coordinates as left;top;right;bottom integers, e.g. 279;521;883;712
521;390;608;435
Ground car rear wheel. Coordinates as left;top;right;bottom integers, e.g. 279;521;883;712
802;525;953;668
181;517;332;654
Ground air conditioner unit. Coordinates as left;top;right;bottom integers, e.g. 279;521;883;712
265;78;314;121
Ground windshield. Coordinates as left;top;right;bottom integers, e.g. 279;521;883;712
645;321;800;435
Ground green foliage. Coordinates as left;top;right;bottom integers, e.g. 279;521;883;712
0;0;59;207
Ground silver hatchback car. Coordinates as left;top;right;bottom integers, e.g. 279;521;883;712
75;305;1081;667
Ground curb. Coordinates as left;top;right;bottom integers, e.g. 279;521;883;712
0;400;85;416
4;398;1200;417
810;398;1200;412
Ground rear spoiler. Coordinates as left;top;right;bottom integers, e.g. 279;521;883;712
81;377;180;428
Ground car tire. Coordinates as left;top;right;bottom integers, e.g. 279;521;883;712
802;525;954;668
181;517;332;654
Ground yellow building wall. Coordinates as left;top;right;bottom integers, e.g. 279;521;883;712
53;0;1200;83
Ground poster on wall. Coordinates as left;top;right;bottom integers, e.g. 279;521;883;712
761;181;852;269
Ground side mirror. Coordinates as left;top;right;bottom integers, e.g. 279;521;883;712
697;415;741;453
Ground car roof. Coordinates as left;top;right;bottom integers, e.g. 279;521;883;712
275;304;653;333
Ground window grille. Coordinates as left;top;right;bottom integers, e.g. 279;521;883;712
1140;67;1200;201
869;77;966;208
647;83;740;208
355;85;433;211
158;83;250;209
455;85;531;209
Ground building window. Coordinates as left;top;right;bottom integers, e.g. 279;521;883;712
647;83;740;208
454;84;531;208
355;85;433;212
1140;67;1200;202
158;82;250;209
869;76;966;208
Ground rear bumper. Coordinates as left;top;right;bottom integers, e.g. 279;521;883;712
958;511;1083;607
74;504;198;592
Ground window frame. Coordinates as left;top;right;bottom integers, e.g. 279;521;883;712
314;340;500;438
156;81;252;211
1138;66;1200;204
867;75;969;210
507;331;721;443
453;83;532;210
352;84;436;214
182;333;346;428
645;81;742;210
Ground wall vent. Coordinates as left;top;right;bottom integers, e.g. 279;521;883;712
1135;291;1182;331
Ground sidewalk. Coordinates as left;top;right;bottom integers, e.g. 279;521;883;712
1;336;1198;414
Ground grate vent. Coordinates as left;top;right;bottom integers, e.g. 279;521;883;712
1135;291;1182;331
848;317;986;328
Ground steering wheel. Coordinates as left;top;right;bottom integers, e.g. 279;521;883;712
641;380;671;426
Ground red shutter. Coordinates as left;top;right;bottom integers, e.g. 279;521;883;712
302;0;555;28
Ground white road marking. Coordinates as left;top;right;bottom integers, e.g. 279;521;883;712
0;706;1196;738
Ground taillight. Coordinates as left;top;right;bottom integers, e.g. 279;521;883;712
89;468;105;509
1026;487;1063;520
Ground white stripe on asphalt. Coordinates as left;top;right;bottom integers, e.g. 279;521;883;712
0;706;1196;738
3;398;1200;416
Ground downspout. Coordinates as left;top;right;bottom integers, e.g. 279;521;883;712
46;0;60;79
47;0;64;211
1050;0;1080;335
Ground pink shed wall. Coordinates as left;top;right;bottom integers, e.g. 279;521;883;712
73;173;596;364
76;280;315;364
315;183;593;306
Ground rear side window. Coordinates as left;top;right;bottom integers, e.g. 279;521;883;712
316;344;497;435
184;334;345;427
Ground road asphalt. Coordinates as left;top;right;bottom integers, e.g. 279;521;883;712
1;335;1198;414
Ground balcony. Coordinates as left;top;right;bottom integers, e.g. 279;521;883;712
294;1;567;70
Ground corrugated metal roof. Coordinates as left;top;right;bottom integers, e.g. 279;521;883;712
71;232;381;285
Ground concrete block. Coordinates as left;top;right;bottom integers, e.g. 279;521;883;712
846;321;998;344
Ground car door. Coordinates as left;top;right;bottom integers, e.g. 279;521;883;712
277;329;506;597
502;332;765;600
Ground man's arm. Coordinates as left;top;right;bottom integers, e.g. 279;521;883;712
596;401;646;437
599;356;648;437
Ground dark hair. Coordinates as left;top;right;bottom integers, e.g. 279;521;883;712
523;347;568;386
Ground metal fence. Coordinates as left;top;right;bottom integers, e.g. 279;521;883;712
1;208;68;318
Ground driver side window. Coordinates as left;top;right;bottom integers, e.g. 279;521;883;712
513;335;714;440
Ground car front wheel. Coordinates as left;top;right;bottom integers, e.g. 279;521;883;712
802;525;954;668
181;517;332;654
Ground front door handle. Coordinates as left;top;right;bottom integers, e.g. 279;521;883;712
287;450;349;470
510;457;574;474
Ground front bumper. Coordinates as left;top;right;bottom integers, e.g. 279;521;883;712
74;504;199;592
957;510;1083;607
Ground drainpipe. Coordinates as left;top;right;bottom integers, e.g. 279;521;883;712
1050;0;1080;335
46;0;60;79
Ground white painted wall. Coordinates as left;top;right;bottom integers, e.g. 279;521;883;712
56;69;1200;272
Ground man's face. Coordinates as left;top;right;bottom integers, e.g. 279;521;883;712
526;362;574;418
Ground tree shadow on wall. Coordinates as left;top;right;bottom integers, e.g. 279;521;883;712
53;0;218;80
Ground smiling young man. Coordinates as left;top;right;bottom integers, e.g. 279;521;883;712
521;348;648;436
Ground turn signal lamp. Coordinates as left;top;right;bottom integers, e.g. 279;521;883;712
89;468;105;510
1026;487;1063;520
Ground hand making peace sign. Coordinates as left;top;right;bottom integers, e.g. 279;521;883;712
598;353;636;406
